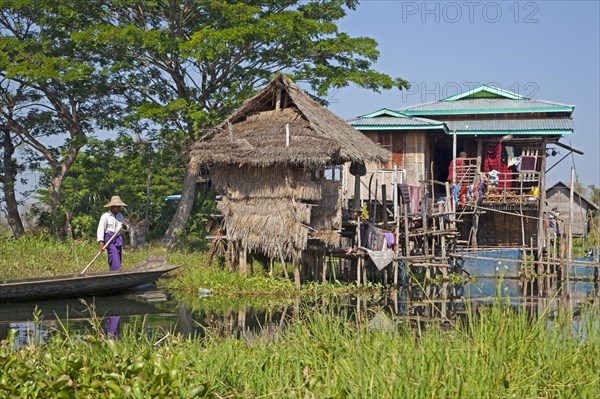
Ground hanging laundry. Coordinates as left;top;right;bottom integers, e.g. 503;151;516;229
383;231;395;249
488;170;500;184
452;184;460;205
483;143;503;172
459;185;469;205
366;249;395;271
362;223;386;251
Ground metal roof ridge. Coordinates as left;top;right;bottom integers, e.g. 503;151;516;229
441;84;528;101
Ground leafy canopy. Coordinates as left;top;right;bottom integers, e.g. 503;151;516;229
78;0;408;138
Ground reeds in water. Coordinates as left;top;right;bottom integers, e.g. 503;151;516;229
1;300;598;398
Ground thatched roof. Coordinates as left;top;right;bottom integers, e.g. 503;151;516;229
191;74;389;167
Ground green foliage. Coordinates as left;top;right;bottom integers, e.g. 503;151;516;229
170;191;216;251
33;134;185;240
3;0;407;239
587;184;600;207
78;0;407;138
1;302;599;398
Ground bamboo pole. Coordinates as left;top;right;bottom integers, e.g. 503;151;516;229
293;259;301;289
393;166;398;221
373;167;379;222
239;243;247;276
394;182;401;288
452;130;457;184
81;224;124;274
276;243;289;281
568;166;575;264
382;184;389;229
537;139;547;266
356;213;362;286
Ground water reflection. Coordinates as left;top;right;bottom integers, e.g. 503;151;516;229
1;277;597;347
104;316;121;339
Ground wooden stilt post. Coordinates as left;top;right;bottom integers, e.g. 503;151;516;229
277;243;289;281
293;258;301;289
382;184;389;229
239;244;247;276
537;139;547;272
394;185;401;288
357;256;362;286
353;174;361;212
356;212;362;286
568;165;575;276
373;168;379;222
321;254;328;283
403;201;410;282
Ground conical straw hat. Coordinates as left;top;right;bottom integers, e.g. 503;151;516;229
103;196;128;207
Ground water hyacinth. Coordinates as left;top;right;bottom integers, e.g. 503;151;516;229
1;302;599;398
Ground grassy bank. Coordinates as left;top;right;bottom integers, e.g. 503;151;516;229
1;303;599;398
0;236;373;300
0;235;167;280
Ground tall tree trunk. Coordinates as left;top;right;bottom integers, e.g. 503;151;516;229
1;129;24;239
163;154;201;247
49;170;65;238
129;218;146;249
64;209;73;240
47;144;79;238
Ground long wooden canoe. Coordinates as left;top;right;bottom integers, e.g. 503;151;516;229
0;256;178;303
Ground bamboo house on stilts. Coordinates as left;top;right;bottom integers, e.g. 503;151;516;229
192;74;389;288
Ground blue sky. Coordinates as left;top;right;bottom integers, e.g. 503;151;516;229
327;0;600;187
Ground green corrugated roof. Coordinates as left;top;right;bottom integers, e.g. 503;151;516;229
444;118;574;135
400;85;574;116
348;108;448;131
442;84;527;101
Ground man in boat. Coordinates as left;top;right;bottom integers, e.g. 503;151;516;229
97;196;129;272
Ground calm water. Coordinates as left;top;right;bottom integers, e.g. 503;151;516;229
1;277;598;348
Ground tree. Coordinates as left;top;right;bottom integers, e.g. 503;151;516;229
42;135;185;246
0;122;25;239
588;184;600;207
82;0;408;247
0;0;124;236
0;79;28;238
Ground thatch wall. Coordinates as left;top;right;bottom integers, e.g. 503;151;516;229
210;165;321;202
218;197;310;261
213;165;341;260
310;180;342;246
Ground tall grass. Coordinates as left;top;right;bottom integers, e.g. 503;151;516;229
0;236;168;279
2;302;599;398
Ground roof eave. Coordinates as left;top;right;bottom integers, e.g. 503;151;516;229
351;124;449;133
404;107;574;116
450;129;573;135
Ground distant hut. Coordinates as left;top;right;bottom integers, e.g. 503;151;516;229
546;181;599;237
191;74;389;286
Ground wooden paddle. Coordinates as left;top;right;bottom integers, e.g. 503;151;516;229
80;224;124;274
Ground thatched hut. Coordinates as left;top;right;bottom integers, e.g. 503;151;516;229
191;74;389;285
